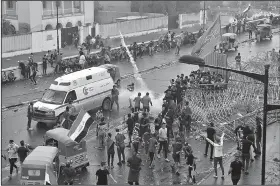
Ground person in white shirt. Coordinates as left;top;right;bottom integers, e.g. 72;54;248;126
79;51;86;69
6;140;19;179
204;132;225;179
157;123;169;162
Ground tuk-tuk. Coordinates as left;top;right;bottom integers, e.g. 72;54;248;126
220;33;238;52
256;24;272;41
44;128;89;172
99;64;121;87
20;146;59;185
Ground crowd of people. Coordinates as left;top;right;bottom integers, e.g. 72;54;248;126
13;29;204;85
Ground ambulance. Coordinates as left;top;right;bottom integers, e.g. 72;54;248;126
32;65;121;127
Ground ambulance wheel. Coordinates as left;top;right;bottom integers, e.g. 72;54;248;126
81;166;87;172
102;98;111;111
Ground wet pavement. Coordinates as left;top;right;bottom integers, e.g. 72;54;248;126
199;122;280;185
1;32;280;185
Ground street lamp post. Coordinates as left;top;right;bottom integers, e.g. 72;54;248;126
179;55;280;185
56;1;60;54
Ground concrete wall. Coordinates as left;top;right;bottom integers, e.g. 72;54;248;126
29;1;43;32
98;16;168;38
2;30;61;58
99;1;131;12
95;11;165;24
31;30;62;53
84;1;94;24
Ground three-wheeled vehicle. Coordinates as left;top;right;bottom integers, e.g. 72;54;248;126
20;146;59;185
220;33;239;52
256;24;272;41
44;128;90;173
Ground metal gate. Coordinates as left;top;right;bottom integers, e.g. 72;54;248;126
91;27;96;37
168;15;179;30
61;26;78;46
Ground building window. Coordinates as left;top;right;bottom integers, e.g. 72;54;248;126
42;1;46;9
55;1;61;7
7;1;14;9
74;1;81;8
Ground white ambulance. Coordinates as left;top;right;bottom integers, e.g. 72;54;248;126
32;65;121;127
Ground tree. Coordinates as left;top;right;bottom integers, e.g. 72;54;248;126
2;19;16;36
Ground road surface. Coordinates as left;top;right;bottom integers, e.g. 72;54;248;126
1;33;280;185
199;122;280;185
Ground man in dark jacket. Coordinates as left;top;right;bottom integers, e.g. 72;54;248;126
106;133;115;168
111;85;119;112
63;162;76;185
127;152;142;185
241;135;257;174
27;102;33;130
126;113;135;147
204;122;216;160
115;128;126;166
255;117;262;155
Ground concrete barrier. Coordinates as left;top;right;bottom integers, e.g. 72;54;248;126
1;24;255;82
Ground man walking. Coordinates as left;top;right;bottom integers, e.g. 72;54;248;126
27;102;33;130
111;85;119;112
235;53;241;70
126;113;134;147
241;135;257;175
127;152;142;185
106;133;115;168
141;92;152;113
228;153;243;185
204;122;216;160
157;123;170;162
115;128;126;166
97;117;107;149
42;55;47;75
6;140;19;180
133;93;142;112
17;140;30;165
204;132;225;178
255;117;262;155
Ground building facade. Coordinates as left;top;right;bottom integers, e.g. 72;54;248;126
98;1;131;12
2;1;94;32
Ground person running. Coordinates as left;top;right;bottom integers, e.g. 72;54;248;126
235;53;241;70
6;140;19;180
148;133;158;168
172;136;183;175
111;85;120;112
133;93;142;112
95;162;117;185
204;122;216;160
204;132;225;179
241;135;257;175
106;133;115;168
27;102;34;130
115;128;126;166
141;92;152;113
17;140;30;165
63;162;76;185
126;113;135;148
127;152;142;185
157;123;170;162
186;149;196;183
228;153;243;185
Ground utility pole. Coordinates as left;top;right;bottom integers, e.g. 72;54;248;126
203;1;206;30
56;1;60;54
